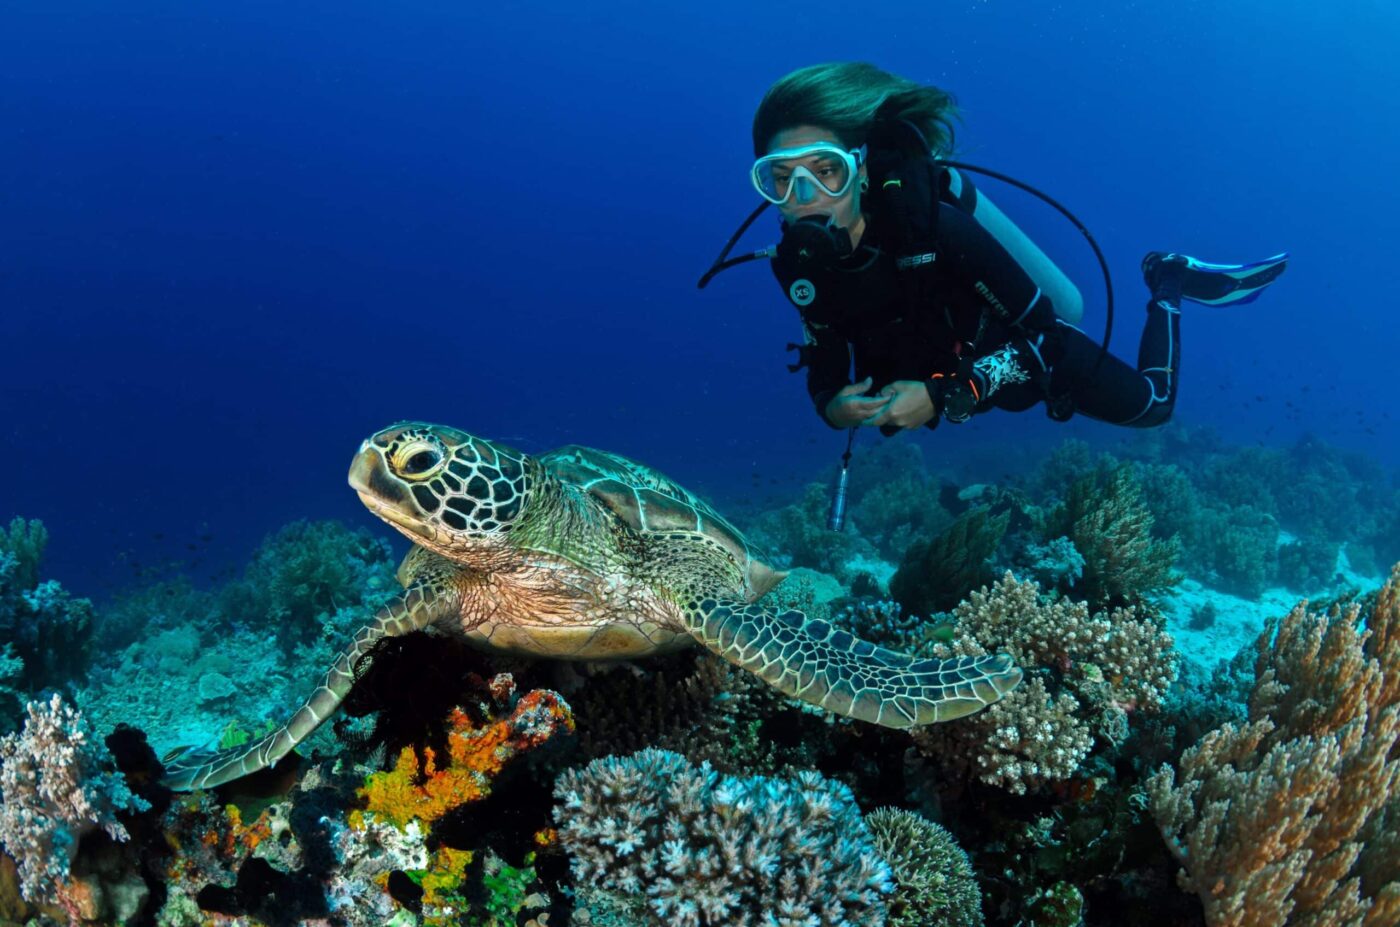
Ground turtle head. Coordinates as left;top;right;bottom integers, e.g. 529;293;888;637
349;422;536;560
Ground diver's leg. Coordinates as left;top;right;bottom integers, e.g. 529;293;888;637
1042;297;1179;427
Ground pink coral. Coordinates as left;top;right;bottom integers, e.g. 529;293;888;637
1148;566;1400;926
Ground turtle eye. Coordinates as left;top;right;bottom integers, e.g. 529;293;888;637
392;441;446;480
405;450;439;474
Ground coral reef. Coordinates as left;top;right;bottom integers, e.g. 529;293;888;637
553;747;893;926
0;518;95;731
358;681;574;831
745;483;881;583
1039;463;1180;609
914;574;1177;793
890;507;1010;617
15;426;1400;927
217;518;398;651
865;807;982;927
0;694;149;921
844;440;953;562
567;651;766;771
1148;565;1400;926
77;519;400;763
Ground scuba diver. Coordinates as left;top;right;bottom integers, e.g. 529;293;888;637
700;62;1288;436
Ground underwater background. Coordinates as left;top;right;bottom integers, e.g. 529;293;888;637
2;1;1400;926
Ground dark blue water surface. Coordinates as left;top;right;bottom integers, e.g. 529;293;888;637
3;0;1398;592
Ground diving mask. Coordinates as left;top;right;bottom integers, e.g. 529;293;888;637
751;143;867;205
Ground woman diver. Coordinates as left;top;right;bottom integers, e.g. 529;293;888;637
701;62;1287;435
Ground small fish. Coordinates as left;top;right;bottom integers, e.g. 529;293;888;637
928;621;956;643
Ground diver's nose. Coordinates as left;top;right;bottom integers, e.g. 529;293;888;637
793;175;818;204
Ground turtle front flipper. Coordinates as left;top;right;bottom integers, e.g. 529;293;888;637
683;597;1021;728
161;580;461;791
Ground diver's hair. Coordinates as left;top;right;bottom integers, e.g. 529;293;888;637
751;62;959;157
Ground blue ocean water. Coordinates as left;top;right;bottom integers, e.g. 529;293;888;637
2;0;1398;592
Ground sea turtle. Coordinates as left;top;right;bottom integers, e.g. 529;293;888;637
162;422;1022;790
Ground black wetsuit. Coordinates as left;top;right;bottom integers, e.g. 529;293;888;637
775;170;1180;429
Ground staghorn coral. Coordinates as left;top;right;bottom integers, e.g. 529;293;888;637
913;574;1177;793
0;694;149;920
1040;462;1180;608
865;807;982;927
1147;565;1400;927
554;748;893;926
914;675;1093;795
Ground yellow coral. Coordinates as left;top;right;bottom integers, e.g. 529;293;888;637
359;691;574;830
421;846;473;907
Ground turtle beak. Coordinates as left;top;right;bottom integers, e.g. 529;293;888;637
348;444;431;540
347;442;384;497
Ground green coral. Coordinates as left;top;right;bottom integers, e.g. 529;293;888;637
218;519;398;651
1025;881;1084;927
866;807;982;927
0;518;94;722
890;508;1009;617
745;483;880;580
474;851;536;925
1040;463;1179;609
845;441;952;561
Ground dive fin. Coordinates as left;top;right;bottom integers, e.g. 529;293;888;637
1143;251;1289;306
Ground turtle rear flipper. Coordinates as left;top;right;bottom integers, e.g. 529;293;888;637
684;597;1021;728
161;580;460;791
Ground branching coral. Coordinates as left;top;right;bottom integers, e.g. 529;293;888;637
1147;565;1400;926
1040;462;1180;608
913;574;1177;793
0;519;94;720
0;694;149;918
217;518;398;651
554;748;893;926
890;507;1010;617
865;807;982;927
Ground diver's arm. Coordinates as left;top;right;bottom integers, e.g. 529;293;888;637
946;168;1085;326
801;321;855;427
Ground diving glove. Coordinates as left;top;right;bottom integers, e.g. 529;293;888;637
937;342;1036;424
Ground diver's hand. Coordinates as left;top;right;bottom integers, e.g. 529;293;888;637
824;378;891;428
868;380;937;430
